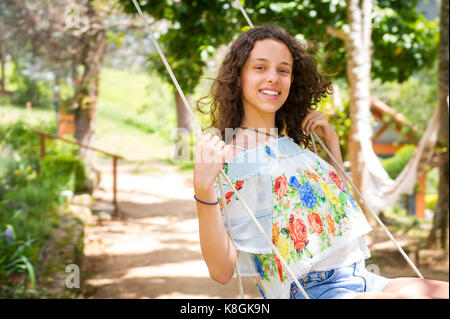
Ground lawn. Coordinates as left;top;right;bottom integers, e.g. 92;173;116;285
0;67;195;165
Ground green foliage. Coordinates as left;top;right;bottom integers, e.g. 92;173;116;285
371;2;438;82
371;64;438;138
119;0;243;93
0;159;57;298
0;212;38;298
317;91;352;161
426;193;438;211
0;120;88;297
380;144;416;179
119;0;438;95
95;68;175;161
0;121;54;170
426;167;439;194
40;155;88;194
9;63;53;108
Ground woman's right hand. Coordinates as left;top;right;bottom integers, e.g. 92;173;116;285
193;134;232;195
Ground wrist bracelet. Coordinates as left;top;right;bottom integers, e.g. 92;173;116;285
194;194;219;205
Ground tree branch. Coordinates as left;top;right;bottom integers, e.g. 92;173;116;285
326;26;349;43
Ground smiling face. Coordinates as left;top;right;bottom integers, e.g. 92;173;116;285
239;39;293;126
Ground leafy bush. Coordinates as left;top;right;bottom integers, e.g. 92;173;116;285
380;145;416;179
0;120;89;297
0;121;51;171
41;154;88;194
0;212;37;298
0;144;61;298
9;63;53;108
426;194;438;211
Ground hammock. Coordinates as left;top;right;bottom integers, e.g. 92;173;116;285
131;0;427;299
359;104;439;214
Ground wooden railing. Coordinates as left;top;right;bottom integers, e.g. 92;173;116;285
34;130;123;216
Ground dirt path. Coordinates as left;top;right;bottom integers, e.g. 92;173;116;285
82;159;260;299
81;160;448;299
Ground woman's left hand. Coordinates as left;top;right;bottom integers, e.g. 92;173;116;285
301;109;337;141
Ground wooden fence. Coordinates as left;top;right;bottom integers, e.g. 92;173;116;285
34;130;123;216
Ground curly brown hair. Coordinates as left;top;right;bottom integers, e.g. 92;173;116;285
197;24;333;149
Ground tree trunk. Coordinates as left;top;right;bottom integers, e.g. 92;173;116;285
427;0;449;251
74;1;107;169
175;90;193;134
173;91;193;161
345;0;375;224
0;22;6;93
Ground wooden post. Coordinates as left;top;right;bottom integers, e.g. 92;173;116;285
113;156;118;216
415;172;427;218
34;130;124;218
39;134;46;158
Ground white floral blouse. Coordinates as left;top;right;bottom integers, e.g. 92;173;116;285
215;136;373;299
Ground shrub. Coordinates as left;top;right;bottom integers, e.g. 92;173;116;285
426;194;438;211
9;63;53;108
0;212;37;298
0;120;89;297
40;154;88;194
380;145;416;179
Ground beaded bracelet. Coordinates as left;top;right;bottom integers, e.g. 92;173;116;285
194;194;219;205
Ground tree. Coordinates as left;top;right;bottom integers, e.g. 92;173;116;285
0;21;11;95
427;0;449;251
70;0;108;168
2;0;142;168
119;0;242;139
331;0;375;222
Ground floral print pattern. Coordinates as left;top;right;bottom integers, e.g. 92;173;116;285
218;178;245;209
253;160;364;285
265;145;277;159
215;137;371;298
274;176;288;201
298;182;317;208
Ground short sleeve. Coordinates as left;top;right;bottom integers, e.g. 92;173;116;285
215;173;273;255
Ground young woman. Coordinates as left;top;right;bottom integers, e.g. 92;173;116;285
193;25;448;299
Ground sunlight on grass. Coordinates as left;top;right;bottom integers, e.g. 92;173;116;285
96;68;177;161
0;104;56;127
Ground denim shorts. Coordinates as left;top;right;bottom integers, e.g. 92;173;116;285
290;260;390;299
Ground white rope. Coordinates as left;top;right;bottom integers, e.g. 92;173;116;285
219;175;244;299
310;132;318;154
311;132;424;279
131;0;203;139
233;0;254;28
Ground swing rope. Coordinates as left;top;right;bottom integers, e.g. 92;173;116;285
310;132;424;279
218;174;245;299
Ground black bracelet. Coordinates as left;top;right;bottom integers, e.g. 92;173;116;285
194;194;219;205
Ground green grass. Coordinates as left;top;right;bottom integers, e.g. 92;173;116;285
0;68;180;163
95;67;177;162
0;103;55;127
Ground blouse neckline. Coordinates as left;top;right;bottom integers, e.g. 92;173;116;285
226;135;291;164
